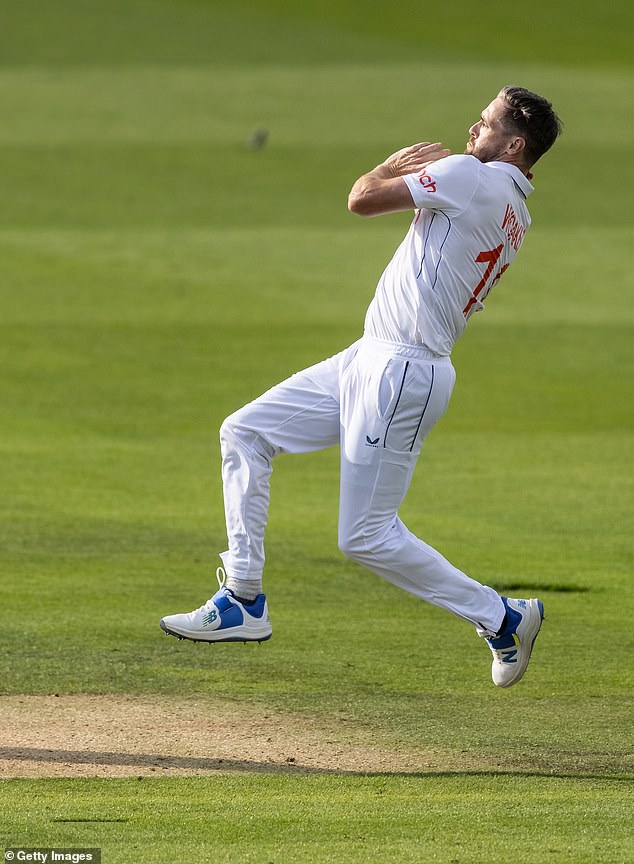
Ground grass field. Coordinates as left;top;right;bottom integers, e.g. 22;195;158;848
1;1;633;862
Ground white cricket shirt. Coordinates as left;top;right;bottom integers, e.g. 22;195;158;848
363;155;533;356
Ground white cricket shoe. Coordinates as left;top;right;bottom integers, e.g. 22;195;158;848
484;597;544;688
160;568;271;643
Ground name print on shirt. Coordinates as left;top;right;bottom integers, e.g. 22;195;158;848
501;203;526;252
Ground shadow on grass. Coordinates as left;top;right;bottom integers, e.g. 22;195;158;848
0;747;630;781
491;583;591;594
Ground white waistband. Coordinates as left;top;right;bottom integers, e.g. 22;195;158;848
360;335;450;363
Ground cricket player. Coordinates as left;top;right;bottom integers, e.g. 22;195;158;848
161;86;563;688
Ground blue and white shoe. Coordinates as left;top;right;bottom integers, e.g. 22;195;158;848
485;597;544;688
160;568;272;643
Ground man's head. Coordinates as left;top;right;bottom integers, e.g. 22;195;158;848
466;87;562;171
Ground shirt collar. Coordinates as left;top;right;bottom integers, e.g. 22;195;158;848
488;161;534;199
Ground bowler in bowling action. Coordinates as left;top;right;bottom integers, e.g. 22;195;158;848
161;86;563;688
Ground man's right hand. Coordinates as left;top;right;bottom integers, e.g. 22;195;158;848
382;142;451;177
348;142;450;218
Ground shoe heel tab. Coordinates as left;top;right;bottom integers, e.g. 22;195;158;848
244;594;266;617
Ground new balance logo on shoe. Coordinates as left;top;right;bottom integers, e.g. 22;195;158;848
202;608;218;626
365;435;380;447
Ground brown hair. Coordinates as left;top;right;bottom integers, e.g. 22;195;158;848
498;86;563;167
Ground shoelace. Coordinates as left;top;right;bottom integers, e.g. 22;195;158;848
488;645;510;661
215;566;226;589
195;566;228;614
486;634;518;662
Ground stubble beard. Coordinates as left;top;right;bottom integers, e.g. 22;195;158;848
465;139;501;163
466;133;513;164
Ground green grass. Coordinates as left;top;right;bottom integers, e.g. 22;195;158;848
1;0;633;861
1;775;632;864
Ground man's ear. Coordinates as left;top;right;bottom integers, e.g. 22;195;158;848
507;135;527;158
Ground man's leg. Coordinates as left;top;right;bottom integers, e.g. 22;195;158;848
337;339;504;634
336;338;544;686
160;345;352;641
219;349;346;598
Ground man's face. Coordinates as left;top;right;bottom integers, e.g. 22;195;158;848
465;97;516;163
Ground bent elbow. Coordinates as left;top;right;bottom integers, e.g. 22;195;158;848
347;191;373;217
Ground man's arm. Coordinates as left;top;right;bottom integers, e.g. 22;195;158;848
348;142;451;217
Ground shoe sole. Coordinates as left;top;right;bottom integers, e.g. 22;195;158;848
159;618;272;644
494;599;544;688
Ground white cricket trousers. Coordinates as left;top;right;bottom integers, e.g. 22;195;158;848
219;336;504;635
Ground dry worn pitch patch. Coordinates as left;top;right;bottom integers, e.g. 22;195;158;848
0;695;495;778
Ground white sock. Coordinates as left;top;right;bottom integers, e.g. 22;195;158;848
225;576;262;603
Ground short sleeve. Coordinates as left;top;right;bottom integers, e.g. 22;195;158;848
402;154;480;214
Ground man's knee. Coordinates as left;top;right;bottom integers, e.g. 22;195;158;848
338;531;359;563
219;414;241;458
219;415;277;463
339;516;404;566
338;526;378;565
219;413;239;447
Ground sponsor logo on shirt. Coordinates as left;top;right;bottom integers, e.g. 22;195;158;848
417;169;437;193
